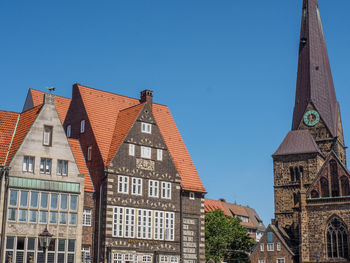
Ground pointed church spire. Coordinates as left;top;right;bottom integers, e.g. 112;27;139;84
292;0;338;137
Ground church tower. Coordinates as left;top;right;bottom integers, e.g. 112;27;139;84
271;0;350;262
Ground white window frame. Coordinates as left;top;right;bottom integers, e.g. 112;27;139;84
154;211;164;240
142;255;152;263
40;158;52;174
118;175;129;194
124;208;135;238
149;180;159;198
80;120;85;133
23;156;34;172
87;146;92;161
43;126;52;146
82;246;91;262
277;242;281;251
57;160;68;176
66;125;71;137
267;243;274;251
141;146;151;159
141;122;152;134
165;212;175;241
129;144;135;156
157;149;163;161
83;208;92;226
132;178;142;195
113;207;124;237
260;243;264;252
189;192;195;200
161;182;171;199
276;259;285;263
258;260;265;263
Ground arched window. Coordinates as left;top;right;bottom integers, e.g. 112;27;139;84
330;160;339;197
326;217;349;259
295;167;300;181
290;167;295;182
293;192;300;205
341;176;350;196
311;190;319;198
321;177;330;197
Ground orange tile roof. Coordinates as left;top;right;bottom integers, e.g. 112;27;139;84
75;84;206;193
204;198;231;216
6;106;42;165
106;103;145;165
0;111;20;165
29;89;71;124
68;138;94;192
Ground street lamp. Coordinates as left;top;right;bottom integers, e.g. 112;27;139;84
38;227;53;263
315;253;320;263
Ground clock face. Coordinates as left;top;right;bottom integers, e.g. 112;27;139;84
304;110;320;127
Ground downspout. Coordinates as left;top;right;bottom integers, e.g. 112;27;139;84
0;114;20;263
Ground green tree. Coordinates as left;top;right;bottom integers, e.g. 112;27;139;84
205;209;255;263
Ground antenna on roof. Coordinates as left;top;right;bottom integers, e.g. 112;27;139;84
46;86;56;93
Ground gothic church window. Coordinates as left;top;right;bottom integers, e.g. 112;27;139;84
326;217;349;259
330;160;340;197
290;167;295;182
341;176;350;196
311;190;319;198
321;177;330;197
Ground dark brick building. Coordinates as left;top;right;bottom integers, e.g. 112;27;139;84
251;0;350;262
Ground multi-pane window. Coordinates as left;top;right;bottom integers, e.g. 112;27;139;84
149;180;159;198
83;208;92;226
141;122;152;134
8;190;78;226
157;149;163;161
66;125;71;137
143;255;152;262
118;175;129;194
277;259;285;263
258;260;265;263
113;207;174;240
141;146;151;159
132;178;142;195
43;126;53;146
113;253;123;263
40;158;52;174
267;243;274;251
129;144;135;156
260;243;264;252
277;242;281;251
161;182;171;199
80;120;85;133
23;156;34;172
160;256;169;263
82;246;91;263
87;146;92;161
5;236;75;263
57;160;68;176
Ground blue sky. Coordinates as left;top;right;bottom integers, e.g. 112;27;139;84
1;0;350;225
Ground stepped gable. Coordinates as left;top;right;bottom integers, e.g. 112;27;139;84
6;105;42;166
273;130;322;157
292;0;338;136
68;138;94;192
106;103;145;165
0;111;20;165
26;89;71;124
76;84;206;193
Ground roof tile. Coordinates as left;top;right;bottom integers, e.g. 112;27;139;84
0;111;20;165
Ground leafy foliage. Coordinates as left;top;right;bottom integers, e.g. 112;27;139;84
205;209;255;262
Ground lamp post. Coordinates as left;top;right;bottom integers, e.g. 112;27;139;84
315;253;320;263
38;227;53;263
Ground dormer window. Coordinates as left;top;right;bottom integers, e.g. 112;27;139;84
66;125;71;137
141;122;152;134
43;126;52;146
80;120;85;133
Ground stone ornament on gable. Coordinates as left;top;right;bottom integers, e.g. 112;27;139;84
136;158;155;171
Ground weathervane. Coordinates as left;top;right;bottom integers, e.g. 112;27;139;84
46;86;56;93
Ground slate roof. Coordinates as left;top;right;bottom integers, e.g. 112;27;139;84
273;130;322;157
68;138;94;192
0;111;20;165
292;0;338;137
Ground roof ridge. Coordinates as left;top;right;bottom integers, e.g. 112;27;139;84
29;88;71;100
0;110;20;114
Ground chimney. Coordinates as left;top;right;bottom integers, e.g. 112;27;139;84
43;93;56;105
218;198;226;203
140;90;153;104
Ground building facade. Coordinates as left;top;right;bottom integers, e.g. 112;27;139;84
251;0;350;262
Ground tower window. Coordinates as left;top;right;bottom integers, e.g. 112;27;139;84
330;160;339;197
326;217;349;259
290;167;295;182
321;177;330;197
311;190;319;198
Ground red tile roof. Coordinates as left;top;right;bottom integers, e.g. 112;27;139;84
29;89;71;124
106;103;145;165
68;138;94;192
273;130;322;157
204;198;231;216
0;111;20;165
75;84;206;193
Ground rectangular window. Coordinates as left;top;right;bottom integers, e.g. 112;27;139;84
29;210;37;223
161;182;171;199
66;125;71;137
258;260;265;263
82;246;91;263
39;211;48;223
40;193;48;209
9;190;18;206
157;149;163;161
129;144;135;156
80;120;85;133
260;243;264;252
276;259;285;263
22;156;34;172
118;175;129;194
113;253;122;263
170;257;178;263
154;211;164;240
30;192;38;208
40;158;52;174
149;180;159;198
113;207;124;237
87;146;92;161
132;178;142;195
141;146;151;159
61;194;68;210
69;213;77;225
124;208;135;238
20;191;28;207
189;192;195;200
165;212;175;241
277;242;281;251
50;193;58;209
57;160;68;176
160;256;168;263
141;122;152;134
8;208;16;221
60;212;67;224
137;209;153;240
143;255;152;263
267;243;274;251
70;196;78;211
50;212;57;224
43;126;53;146
83;208;92;226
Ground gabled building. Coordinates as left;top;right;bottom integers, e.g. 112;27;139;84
204;198;265;242
0;93;93;263
252;0;350;262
